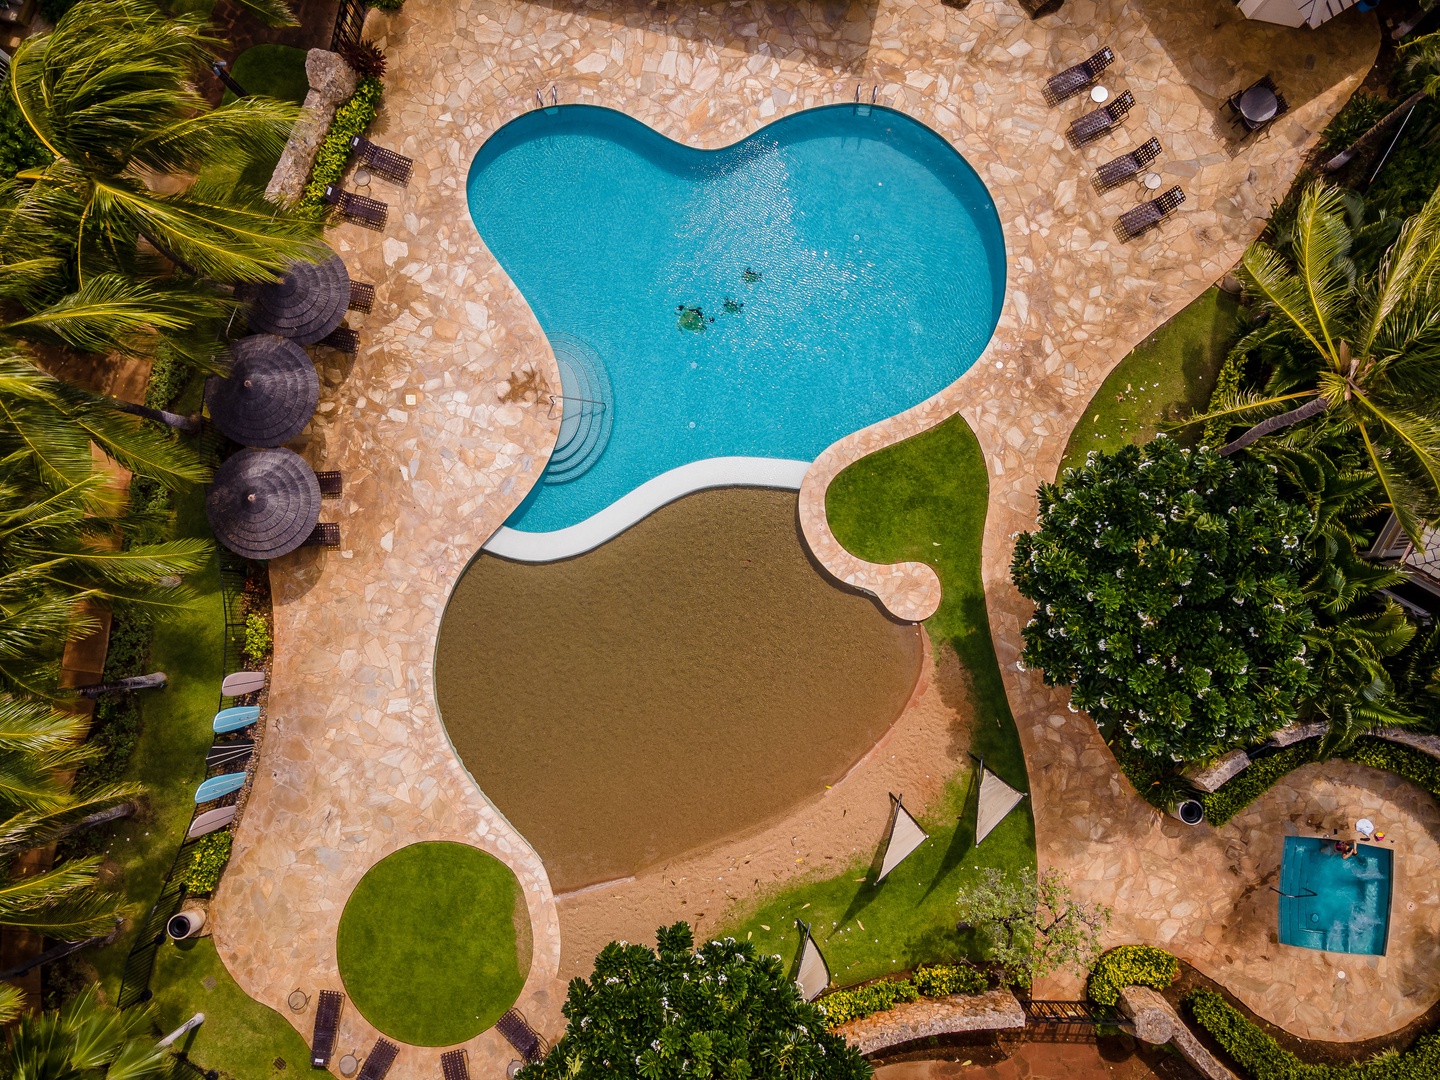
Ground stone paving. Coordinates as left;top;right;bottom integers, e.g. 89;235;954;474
208;0;1390;1068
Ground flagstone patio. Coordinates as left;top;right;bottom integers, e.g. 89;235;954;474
204;0;1398;1069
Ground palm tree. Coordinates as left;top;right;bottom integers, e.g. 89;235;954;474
4;988;171;1080
1194;181;1440;545
0;0;326;369
1323;33;1440;173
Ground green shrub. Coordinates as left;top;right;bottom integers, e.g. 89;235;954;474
300;77;384;210
1201;741;1322;825
144;344;191;412
243;613;272;663
1201;347;1246;449
1187;987;1440;1078
1344;737;1440;797
0;82;50;181
1319;92;1391;155
368;0;405;10
1087;946;1179;1006
184;830;234;895
912;963;988;997
815;978;919;1027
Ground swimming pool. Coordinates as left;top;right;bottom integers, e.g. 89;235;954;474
1277;836;1393;956
467;104;1005;559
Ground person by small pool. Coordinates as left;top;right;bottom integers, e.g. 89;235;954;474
1333;839;1356;859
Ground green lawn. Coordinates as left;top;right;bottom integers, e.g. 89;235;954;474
1060;286;1242;473
337;842;529;1047
227;45;310;107
720;413;1035;987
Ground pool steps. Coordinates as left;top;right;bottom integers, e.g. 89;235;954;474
543;332;613;485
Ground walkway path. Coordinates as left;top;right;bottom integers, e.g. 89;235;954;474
209;0;1382;1068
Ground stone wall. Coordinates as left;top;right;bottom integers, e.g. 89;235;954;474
1119;986;1239;1080
831;988;1025;1056
264;49;358;206
1190;723;1440;794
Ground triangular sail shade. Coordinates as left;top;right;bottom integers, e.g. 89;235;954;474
794;921;830;1002
876;793;928;882
975;761;1027;846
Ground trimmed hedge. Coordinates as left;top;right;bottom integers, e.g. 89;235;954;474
300;77;384;210
184;830;234;895
1344;737;1440;797
1087;946;1179;1007
816;963;989;1028
1187;988;1440;1078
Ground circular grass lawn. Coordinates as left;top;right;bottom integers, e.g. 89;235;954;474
337;842;530;1046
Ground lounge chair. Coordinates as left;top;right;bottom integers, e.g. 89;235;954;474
1043;47;1115;106
311;990;344;1067
347;281;376;314
186;803;237;840
194;771;246;803
302;522;342;548
220;670;266;697
316;470;344;498
440;1050;469;1080
1114;186;1185;242
357;1039;399;1080
1223;74;1289;135
213;705;261;734
349;136;414;186
1066;90;1134;147
1092;137;1162;194
321;326;359;354
496;1009;546;1063
323;185;388;230
206;741;254;770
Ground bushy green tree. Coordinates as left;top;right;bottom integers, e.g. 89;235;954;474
954;867;1109;987
519;923;870;1080
1012;437;1314;761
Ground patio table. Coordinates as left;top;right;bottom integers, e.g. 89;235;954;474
1240;85;1278;125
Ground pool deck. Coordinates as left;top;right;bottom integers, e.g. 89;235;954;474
208;0;1398;1068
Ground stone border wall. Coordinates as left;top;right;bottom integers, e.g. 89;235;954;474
1120;986;1239;1080
1187;724;1440;793
831;988;1025;1056
264;49;359;206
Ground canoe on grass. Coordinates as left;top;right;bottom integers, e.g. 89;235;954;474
221;670;266;697
187;803;238;840
194;772;246;803
213;705;261;733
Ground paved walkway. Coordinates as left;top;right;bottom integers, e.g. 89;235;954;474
209;0;1384;1069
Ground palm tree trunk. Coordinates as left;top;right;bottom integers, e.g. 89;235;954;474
1323;90;1429;171
116;400;201;435
1219;396;1330;456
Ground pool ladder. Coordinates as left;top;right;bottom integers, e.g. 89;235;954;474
536;85;559;112
854;83;879;114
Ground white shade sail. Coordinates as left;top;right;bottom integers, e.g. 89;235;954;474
976;765;1026;846
877;793;928;882
795;923;830;1002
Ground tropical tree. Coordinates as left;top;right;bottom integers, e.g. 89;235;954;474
3;988;171;1080
1195;181;1440;545
519;923;870;1080
0;0;325;370
1323;32;1440;172
955;867;1110;987
1012;437;1314;762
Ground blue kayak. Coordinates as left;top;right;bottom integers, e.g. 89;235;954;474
194;772;247;803
213;705;261;734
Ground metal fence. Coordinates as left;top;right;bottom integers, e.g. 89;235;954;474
331;0;368;50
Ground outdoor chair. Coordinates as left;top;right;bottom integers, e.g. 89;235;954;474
1092;137;1162;194
1043;47;1114;106
311;990;344;1067
302;522;342;548
349;136;414;186
496;1009;546;1063
1066;90;1134;148
322;185;388;230
321;325;359;354
1114;186;1185;243
440;1050;470;1080
347;280;376;314
1223;74;1289;135
357;1039;399;1080
316;470;344;498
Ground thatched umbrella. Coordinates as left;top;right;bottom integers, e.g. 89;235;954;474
206;335;319;447
246;245;351;344
205;448;321;560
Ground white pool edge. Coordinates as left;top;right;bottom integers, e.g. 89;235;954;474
483;456;812;562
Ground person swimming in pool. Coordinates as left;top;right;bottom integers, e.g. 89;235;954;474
1334;839;1357;858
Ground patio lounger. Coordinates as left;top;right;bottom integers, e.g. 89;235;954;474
186;803;237;840
316;470;344;497
1066;90;1134;147
220;670;266;697
496;1009;546;1063
311;990;344;1067
440;1050;469;1080
206;740;254;771
323;185;388;230
1092;137;1162;193
302;522;341;548
193;771;246;803
350;136;414;186
213;705;261;734
321;326;359;354
358;1039;399;1080
347;280;376;314
1114;186;1185;242
1043;47;1114;106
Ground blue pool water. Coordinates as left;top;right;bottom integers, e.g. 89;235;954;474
466;104;1006;535
1277;836;1393;956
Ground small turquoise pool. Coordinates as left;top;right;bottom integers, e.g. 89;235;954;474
1278;836;1393;956
466;104;1005;553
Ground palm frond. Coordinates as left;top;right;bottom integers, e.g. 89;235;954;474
1239;241;1337;364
